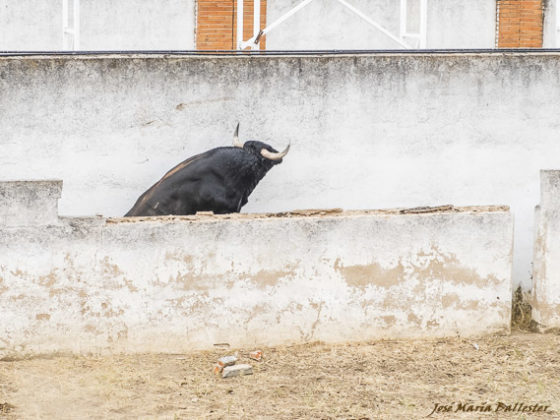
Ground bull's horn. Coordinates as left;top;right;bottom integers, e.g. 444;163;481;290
261;143;290;161
233;123;244;148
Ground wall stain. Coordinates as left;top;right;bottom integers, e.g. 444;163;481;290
407;312;422;326
442;294;460;308
84;324;102;335
38;270;57;288
175;97;234;110
35;314;50;321
442;294;480;310
334;258;404;290
100;257;138;292
241;267;295;289
0;276;7;295
411;245;503;290
426;319;440;328
304;300;324;341
382;315;397;327
49;288;67;297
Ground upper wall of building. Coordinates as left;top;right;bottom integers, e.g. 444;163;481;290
2;1;556;51
266;0;496;49
79;0;195;50
428;0;496;48
0;0;62;51
543;0;559;47
0;0;196;51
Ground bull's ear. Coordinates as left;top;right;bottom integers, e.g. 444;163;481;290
233;123;244;148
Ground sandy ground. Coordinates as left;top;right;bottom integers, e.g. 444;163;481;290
1;331;559;419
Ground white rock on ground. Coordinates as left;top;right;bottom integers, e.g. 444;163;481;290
222;364;253;378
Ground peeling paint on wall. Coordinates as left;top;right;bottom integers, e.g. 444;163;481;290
0;181;514;355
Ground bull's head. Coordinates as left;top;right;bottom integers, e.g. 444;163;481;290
233;123;290;164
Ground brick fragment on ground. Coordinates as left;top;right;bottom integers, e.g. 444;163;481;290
212;364;222;375
213;355;238;374
249;350;263;361
222;364;253;378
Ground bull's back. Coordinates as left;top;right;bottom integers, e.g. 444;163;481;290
124;148;247;217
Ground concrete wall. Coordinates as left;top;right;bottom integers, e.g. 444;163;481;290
427;0;496;48
80;0;195;50
0;0;62;51
0;181;513;355
532;170;560;329
0;0;196;51
0;52;558;291
266;0;496;49
543;0;559;48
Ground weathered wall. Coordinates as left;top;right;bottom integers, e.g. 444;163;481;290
543;0;559;47
266;0;496;49
0;0;196;51
0;52;558;291
532;170;560;328
0;181;513;355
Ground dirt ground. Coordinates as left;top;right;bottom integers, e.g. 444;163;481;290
1;331;559;419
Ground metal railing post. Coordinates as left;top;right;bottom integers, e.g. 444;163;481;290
237;0;244;49
557;0;560;47
73;0;80;50
253;0;261;49
62;0;80;50
420;0;427;48
62;0;69;49
399;0;407;41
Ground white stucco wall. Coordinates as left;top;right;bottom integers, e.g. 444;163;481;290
543;0;559;48
0;0;196;51
266;0;496;49
427;0;496;48
0;181;513;355
0;0;62;51
0;52;557;291
79;0;196;50
532;170;560;328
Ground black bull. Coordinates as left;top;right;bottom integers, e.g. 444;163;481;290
124;124;290;217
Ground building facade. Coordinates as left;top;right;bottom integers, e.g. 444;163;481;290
0;0;556;51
